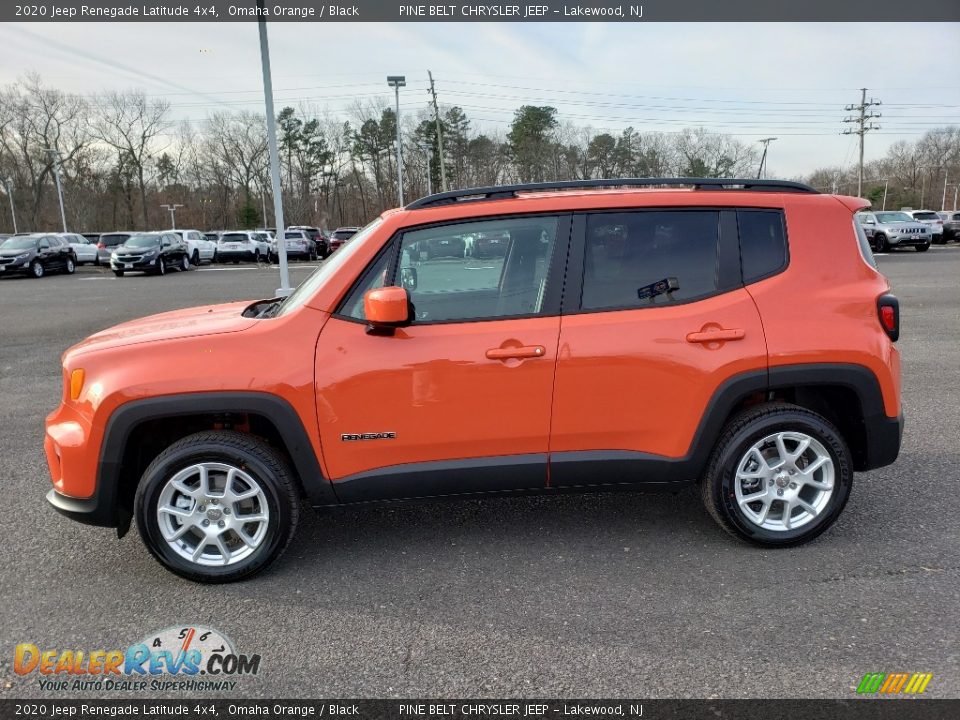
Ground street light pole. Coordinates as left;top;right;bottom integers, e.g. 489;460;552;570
45;148;68;232
387;75;406;207
160;203;184;229
258;0;291;296
882;178;889;211
2;178;17;233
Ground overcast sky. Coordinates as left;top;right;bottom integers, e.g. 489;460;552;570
1;21;958;177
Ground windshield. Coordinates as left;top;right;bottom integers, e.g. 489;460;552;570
125;234;161;247
876;212;913;223
277;217;383;318
1;237;39;249
220;233;249;243
101;233;130;246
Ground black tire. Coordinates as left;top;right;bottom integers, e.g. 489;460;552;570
916;243;930;252
155;257;166;276
134;431;300;583
254;250;261;264
874;234;889;252
29;260;44;278
700;403;853;547
191;250;200;265
180;254;191;271
212;251;219;263
113;270;124;277
64;256;76;274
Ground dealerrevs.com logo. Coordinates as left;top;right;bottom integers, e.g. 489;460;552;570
14;625;260;692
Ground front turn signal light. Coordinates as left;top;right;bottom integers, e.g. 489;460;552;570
70;369;85;400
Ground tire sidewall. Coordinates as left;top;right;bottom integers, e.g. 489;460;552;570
135;440;293;581
31;261;44;278
713;411;852;546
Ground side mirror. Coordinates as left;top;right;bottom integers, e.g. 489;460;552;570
400;266;418;291
364;286;411;335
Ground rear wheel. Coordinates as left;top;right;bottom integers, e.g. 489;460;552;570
64;256;76;274
180;254;191;271
134;431;299;582
700;403;852;547
156;257;166;276
191;250;200;266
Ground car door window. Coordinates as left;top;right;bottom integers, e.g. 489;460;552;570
580;210;720;310
343;216;561;324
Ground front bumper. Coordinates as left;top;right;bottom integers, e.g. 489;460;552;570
886;234;929;247
0;259;29;274
111;256;159;271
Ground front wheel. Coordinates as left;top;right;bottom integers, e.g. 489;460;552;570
134;431;300;583
700;403;852;547
113;269;124;277
916;243;930;252
874;234;889;252
156;257;166;276
29;260;45;278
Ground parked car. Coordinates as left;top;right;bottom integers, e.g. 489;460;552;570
0;233;77;278
273;229;312;262
216;231;269;263
203;232;221;245
421;233;467;259
81;233;101;246
328;226;359;253
96;232;134;264
287;225;326;258
44;177;904;582
167;229;217;265
940;211;960;242
57;233;99;265
903;210;945;243
856;211;931;252
110;232;191;276
471;230;511;258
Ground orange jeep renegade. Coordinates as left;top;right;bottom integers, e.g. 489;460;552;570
44;178;903;582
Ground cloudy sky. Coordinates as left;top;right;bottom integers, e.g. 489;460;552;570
1;21;958;177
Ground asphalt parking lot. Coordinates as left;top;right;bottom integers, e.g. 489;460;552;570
1;248;958;699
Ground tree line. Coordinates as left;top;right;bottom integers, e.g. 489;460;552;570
1;75;958;234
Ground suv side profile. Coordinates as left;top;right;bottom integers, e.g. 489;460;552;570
45;178;903;582
856;211;931;252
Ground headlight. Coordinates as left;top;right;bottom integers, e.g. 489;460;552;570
14;252;29;261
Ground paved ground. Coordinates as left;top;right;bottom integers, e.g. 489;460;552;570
0;248;958;699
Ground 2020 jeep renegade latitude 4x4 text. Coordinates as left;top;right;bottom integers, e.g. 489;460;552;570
44;178;903;582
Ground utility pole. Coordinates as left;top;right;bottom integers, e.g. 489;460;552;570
387;76;406;206
756;137;777;179
942;170;949;211
258;0;291;296
418;143;433;195
428;70;448;192
160;203;183;229
842;89;881;197
2;178;17;233
882;178;889;210
45;148;68;232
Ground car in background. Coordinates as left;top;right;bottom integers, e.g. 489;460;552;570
856;211;931;252
939;211;960;242
203;231;221;245
0;234;11;243
421;233;467;260
287;225;326;258
0;233;77;278
328;226;359;253
57;233;99;265
274;229;312;262
81;233;101;246
110;232;191;277
904;210;945;243
167;229;217;265
96;232;134;264
471;230;511;259
216;231;269;263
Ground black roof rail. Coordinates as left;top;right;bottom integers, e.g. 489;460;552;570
405;177;819;210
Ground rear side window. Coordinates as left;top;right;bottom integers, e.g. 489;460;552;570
581;210;719;310
737;210;787;283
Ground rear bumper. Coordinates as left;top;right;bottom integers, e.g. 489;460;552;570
862;413;904;471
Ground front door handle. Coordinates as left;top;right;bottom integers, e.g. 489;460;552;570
486;345;546;360
686;328;745;343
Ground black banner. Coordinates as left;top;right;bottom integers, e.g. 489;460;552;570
3;0;960;23
1;700;959;720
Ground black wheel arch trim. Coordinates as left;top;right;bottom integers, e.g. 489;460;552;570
48;392;335;530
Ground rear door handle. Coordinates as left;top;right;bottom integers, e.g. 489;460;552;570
686;328;745;343
486;345;546;360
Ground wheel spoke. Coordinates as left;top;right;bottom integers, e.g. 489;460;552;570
237;513;267;523
191;539;209;562
796;498;819;518
198;465;210;496
756;499;772;525
739;489;768;505
800;456;830;477
781;500;792;529
172;478;197;498
214;536;232;566
159;504;192;518
789;437;811;463
237;529;258;548
773;434;789;467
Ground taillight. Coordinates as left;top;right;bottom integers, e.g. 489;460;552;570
878;294;899;342
97;242;105;249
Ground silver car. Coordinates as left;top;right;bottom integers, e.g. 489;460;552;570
57;233;99;265
96;232;134;264
905;210;945;244
857;212;931;252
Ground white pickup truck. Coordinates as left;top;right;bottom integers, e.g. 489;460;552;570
166;229;217;265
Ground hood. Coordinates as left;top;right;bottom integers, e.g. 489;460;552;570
116;243;159;252
0;247;34;257
68;301;258;356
